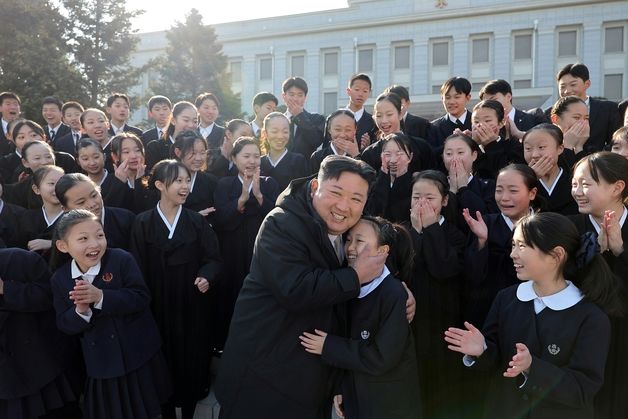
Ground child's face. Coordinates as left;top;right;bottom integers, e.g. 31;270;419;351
510;225;556;282
225;125;254;145
282;87;307;109
78;146;105;176
329;114;356;147
198;99;219;126
411;179;447;215
442;138;477;174
117;138;144;171
15;125;44;152
63;181;104;218
181;139;207;173
571;162;621;217
264;117;290;154
381;140;412;177
56;219;107;272
558;74;590;100
481;92;512;113
233;144;261;176
523;131;563;170
158;166;190;206
553;102;589;132
106;98;130;123
172;107;198;136
346;80;371;108
82;111;110;142
611;139;628;159
472;107;503;138
254;101;277;121
373;100;401;135
42;104;62;127
495;170;536;221
0;98;20;122
63;107;83;132
148;104;172;128
23;143;55;171
33;169;63;206
442;87;470;118
344;220;387;267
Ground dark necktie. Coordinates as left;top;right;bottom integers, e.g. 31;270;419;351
455;119;464;130
74;133;79;143
289;117;296;144
49;129;55;140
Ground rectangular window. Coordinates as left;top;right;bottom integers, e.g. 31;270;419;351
358;48;373;72
472;38;490;64
291;55;305;78
394;45;411;69
604;74;623;101
514;33;532;60
259;57;272;80
229;61;242;83
513;79;532;89
432;85;442;95
323;92;338;115
324;52;339;76
605;26;624;53
558;30;578;57
432;41;449;66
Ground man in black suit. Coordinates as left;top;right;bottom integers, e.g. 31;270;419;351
195;92;225;150
140;95;172;146
479;79;545;141
426;77;473;153
551;63;621;153
105;93;143;138
345;73;376;150
53;101;85;156
42;96;71;144
0;92;21;156
386;84;431;140
282;77;326;159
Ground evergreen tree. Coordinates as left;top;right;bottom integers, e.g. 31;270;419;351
151;9;241;119
63;0;143;107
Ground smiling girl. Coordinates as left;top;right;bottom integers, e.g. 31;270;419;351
310;109;360;174
146;101;198;170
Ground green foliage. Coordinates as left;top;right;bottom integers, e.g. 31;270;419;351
150;9;241;120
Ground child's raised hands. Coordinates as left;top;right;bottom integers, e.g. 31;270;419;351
503;343;532;378
462;208;488;249
194;277;210;293
70;279;103;305
444;321;486;357
299;329;328;355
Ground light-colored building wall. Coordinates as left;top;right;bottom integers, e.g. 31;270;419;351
130;0;628;122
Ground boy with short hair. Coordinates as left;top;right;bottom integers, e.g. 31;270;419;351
54;101;85;156
426;77;472;151
281;77;326;159
141;95;172;145
195;92;225;149
0;92;21;156
41;96;70;142
250;92;278;138
346;73;376;149
105;93;143;137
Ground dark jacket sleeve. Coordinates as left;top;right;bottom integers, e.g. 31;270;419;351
0;250;51;312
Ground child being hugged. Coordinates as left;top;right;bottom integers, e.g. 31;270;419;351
446;212;619;419
300;216;421;419
50;209;171;419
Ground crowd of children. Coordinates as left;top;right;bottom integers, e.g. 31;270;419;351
0;60;626;419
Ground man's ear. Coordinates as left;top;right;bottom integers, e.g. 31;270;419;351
310;178;319;198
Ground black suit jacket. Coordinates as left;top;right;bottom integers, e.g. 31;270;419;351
512;108;541;132
108;123;143;138
403;112;431;140
45;123;71;144
199;124;226;150
356;110;377;148
587;98;621;152
427;113;472;153
140;127;162;146
0;126;13;157
287;110;326;159
53;132;80;156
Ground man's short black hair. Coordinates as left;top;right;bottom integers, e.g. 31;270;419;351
440;77;472;96
556;63;590;82
253;92;279;108
42;96;63;111
318;155;376;186
479;79;513;100
282;77;309;95
349;73;372;90
385;85;410;102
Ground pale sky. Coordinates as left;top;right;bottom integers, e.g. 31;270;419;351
127;0;349;33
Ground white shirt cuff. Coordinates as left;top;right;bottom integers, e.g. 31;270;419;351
76;307;92;322
94;294;103;310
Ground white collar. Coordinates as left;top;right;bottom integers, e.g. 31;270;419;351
251;120;261;136
330;142;346;156
507;107;516;122
448;110;468;125
346;105;364;122
189;171;198;193
584;96;590;109
588;206;628;235
516;280;583;313
169;135;175;144
1;119;7;133
501;208;534;231
15;149;22;158
156;202;182;239
438;215;445;226
110;122;125;134
42;207;63;227
101;136;114;150
101;207;106;226
48;123;62;132
97;169;108;187
200;123;215;137
358;265;391;299
539;167;564;196
71;259;101;282
238;174;254;193
0;199;4;215
267;149;288;167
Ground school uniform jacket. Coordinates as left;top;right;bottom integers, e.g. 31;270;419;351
108;124;143;138
535;170;578;215
140;127;160;146
51;248;161;379
46;123;71;144
322;274;422;419
361;135;436;175
511;108;541;132
470;284;610;419
199;124;226;151
474;138;525;180
426;113;472;153
215;176;361;419
53;132;80;156
99;172;134;211
0;249;78;399
145;139;172;170
0;151;22;183
365;170;412;223
0;129;14;157
103;206;136;250
356;110;377;148
403;112;431;140
0;201;25;248
587;98;621;153
260;151;309;193
287;110;326;159
309;145;336;175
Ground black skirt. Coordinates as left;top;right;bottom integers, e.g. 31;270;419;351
84;351;172;419
0;368;82;419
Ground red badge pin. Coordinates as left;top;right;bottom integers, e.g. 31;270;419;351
102;272;113;283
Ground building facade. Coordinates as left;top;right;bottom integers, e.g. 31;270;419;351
130;0;628;122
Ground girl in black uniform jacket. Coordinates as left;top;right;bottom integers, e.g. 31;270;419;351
569;152;628;419
408;170;467;419
446;212;619;419
206;119;253;179
5;141;57;209
310;109;361;174
259;112;308;192
0;248;83;419
55;173;135;250
300;216;421;419
522;124;578;215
